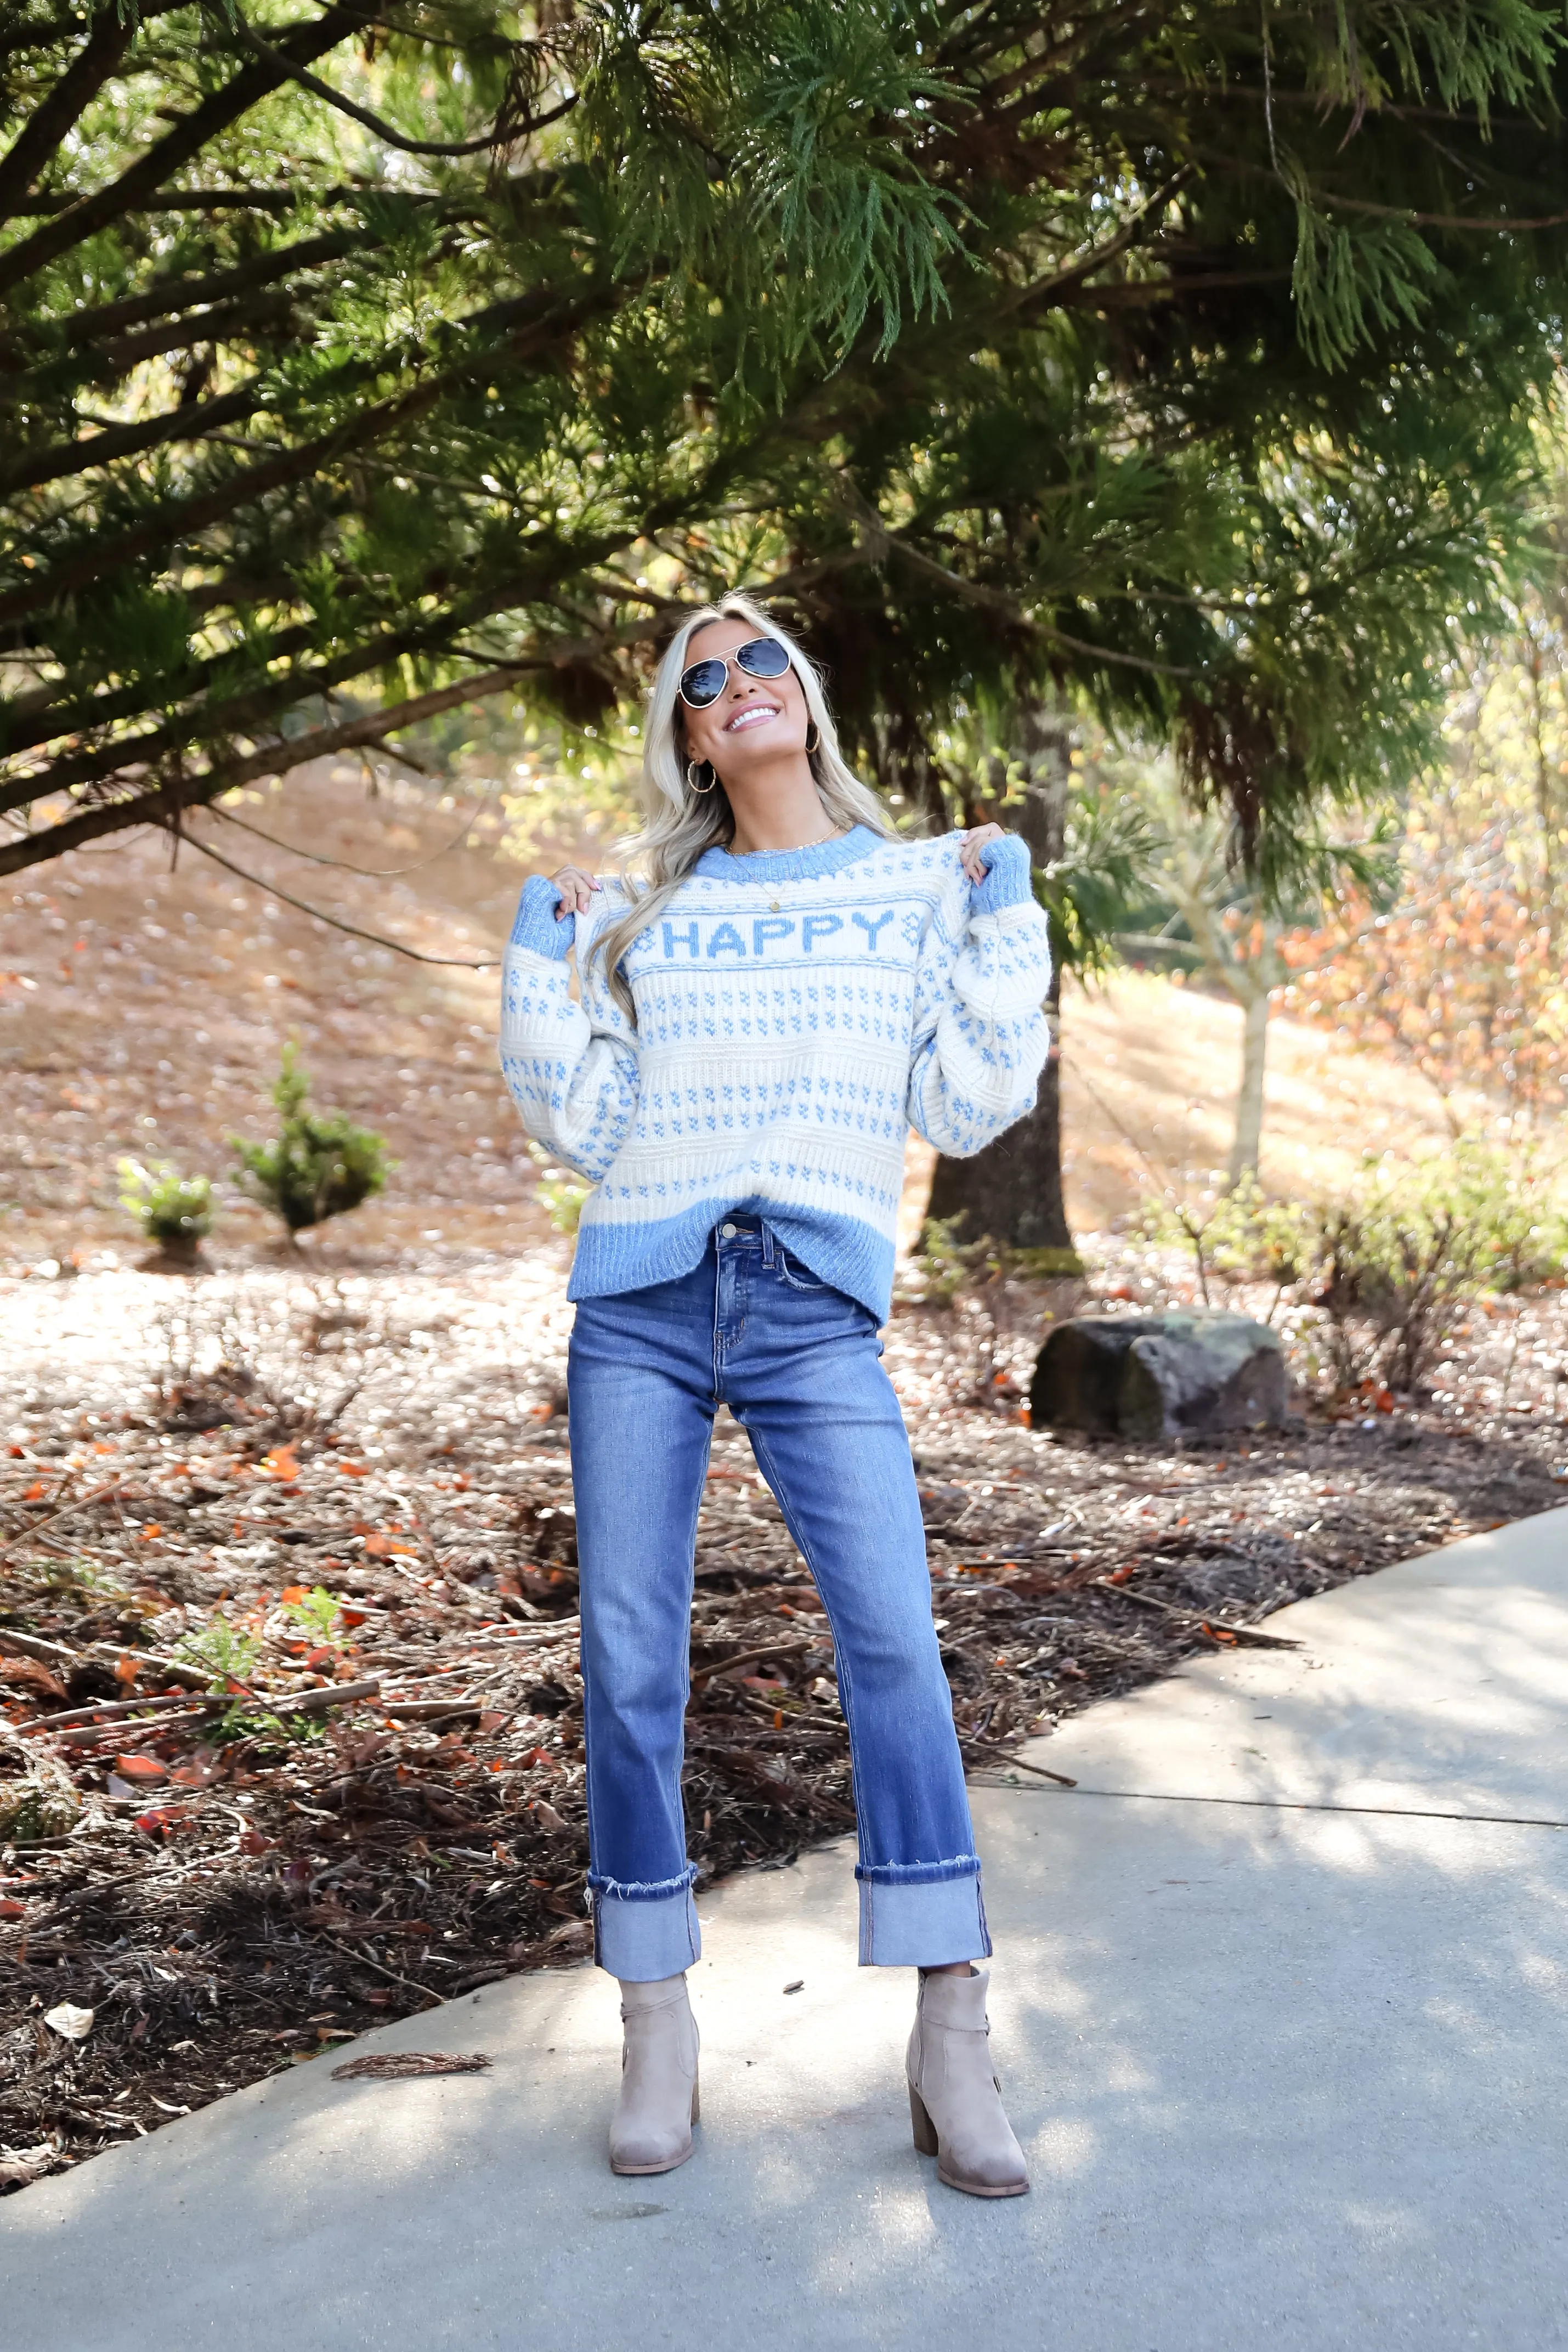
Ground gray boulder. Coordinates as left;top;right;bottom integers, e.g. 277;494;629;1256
1030;1311;1288;1441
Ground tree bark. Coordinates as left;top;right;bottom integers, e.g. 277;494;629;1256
1227;981;1270;1187
924;707;1077;1259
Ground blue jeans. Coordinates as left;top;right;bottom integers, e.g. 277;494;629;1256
567;1213;991;1980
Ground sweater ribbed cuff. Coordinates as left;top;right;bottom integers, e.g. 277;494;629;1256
971;833;1034;915
510;875;574;960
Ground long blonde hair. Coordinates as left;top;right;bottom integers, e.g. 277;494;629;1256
590;592;895;1021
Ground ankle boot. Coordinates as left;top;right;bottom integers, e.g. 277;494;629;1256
609;1974;700;2176
907;1965;1029;2198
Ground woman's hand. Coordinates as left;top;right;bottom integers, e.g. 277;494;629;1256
958;822;1005;885
550;863;601;915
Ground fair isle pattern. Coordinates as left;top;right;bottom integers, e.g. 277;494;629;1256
498;825;1052;1322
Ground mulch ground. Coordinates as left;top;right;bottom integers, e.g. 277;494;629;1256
2;1251;1565;2193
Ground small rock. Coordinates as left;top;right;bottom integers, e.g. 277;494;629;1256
1031;1313;1288;1440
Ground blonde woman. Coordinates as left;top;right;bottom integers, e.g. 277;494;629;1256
500;593;1051;2196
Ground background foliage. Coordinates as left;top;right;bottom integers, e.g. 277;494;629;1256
5;1;1568;892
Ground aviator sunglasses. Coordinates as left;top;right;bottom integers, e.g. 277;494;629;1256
678;634;792;710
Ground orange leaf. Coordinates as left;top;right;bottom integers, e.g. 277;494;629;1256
261;1444;301;1481
0;1897;29;1918
113;1754;167;1779
139;1523;163;1541
22;1480;45;1501
339;1608;367;1628
280;1585;308;1604
338;1462;368;1478
113;1655;141;1687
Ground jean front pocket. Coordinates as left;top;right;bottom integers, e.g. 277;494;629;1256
775;1245;829;1293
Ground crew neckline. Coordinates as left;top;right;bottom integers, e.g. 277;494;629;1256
693;824;880;885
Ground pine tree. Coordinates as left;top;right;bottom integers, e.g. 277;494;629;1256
6;2;1568;895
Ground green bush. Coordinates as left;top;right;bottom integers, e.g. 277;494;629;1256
232;1044;391;1236
1136;1177;1311;1310
1308;1141;1568;1393
282;1586;344;1644
527;1139;588;1235
174;1614;261;1691
117;1158;213;1250
1143;1143;1568;1395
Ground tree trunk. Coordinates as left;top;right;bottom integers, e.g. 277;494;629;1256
1226;982;1270;1188
924;708;1077;1260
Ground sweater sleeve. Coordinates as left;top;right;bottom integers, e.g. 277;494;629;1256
905;834;1053;1158
498;877;641;1182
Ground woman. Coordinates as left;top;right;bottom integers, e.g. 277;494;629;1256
500;592;1052;2197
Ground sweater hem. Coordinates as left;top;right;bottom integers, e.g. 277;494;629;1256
569;1196;897;1322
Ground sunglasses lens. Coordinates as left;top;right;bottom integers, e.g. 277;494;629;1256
737;637;791;679
680;658;728;708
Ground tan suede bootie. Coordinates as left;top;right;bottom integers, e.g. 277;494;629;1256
907;1965;1029;2198
609;1974;700;2176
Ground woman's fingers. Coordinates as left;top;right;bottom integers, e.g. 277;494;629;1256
548;864;601;913
958;822;1004;884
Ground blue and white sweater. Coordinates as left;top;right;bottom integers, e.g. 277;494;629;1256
498;824;1052;1322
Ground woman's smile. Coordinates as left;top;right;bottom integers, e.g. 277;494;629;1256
723;697;783;733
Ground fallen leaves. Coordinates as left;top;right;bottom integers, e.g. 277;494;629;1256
331;2051;491;2082
43;2002;95;2042
1;1246;1563;2204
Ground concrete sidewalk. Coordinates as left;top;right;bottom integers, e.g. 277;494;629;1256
7;1507;1568;2352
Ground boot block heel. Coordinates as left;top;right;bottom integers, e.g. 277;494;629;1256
909;2083;939;2157
690;2072;700;2126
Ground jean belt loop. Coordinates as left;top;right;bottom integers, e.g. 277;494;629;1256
761;1221;776;1270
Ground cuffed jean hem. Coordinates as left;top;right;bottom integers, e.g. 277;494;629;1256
857;1868;992;1967
591;1882;703;1981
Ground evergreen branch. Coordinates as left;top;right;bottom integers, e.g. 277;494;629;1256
6;185;414;216
0;381;268;493
1007;166;1195;321
1316;193;1568;232
1;613;324;759
65;291;295;378
0;286;601;630
0;5;363;296
844;494;1200;679
208;791;493;877
226;8;518;159
49;229;374;344
0;0;140;218
0;660;527;879
170;822;499;965
0;529;657;810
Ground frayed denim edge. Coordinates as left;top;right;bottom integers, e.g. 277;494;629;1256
587;1863;699;1902
854;1854;981;1887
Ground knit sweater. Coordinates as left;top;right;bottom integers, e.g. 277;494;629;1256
498;823;1052;1322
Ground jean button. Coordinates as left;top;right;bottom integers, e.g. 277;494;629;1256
720;1222;737;1239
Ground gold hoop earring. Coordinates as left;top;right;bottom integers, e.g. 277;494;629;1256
686;758;717;795
805;722;820;754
